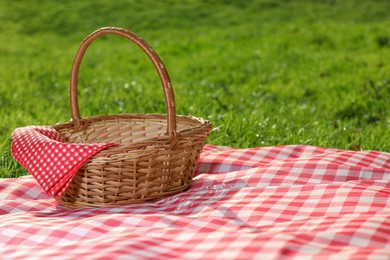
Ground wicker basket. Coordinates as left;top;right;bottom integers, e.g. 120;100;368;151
53;27;211;209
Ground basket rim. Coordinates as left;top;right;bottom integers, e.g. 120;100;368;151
53;113;210;130
52;113;212;157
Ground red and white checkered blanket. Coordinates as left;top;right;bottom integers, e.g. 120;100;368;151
1;145;390;259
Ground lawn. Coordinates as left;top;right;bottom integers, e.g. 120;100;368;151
1;0;389;177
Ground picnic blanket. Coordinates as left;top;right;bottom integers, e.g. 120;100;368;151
1;144;390;259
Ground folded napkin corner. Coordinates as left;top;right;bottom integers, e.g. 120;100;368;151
11;126;117;197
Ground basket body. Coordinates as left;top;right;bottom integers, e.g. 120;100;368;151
54;114;211;208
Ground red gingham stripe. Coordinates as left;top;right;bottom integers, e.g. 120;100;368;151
1;144;390;259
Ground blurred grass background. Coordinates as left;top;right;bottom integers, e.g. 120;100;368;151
1;0;389;177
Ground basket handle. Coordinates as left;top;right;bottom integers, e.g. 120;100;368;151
70;27;177;134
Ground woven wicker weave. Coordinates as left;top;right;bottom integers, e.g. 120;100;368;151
53;27;211;209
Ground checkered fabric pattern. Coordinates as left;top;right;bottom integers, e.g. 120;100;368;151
11;126;116;197
1;144;390;259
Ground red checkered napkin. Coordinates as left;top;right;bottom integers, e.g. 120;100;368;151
11;126;117;197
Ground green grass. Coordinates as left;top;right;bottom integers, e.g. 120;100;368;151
1;0;389;177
